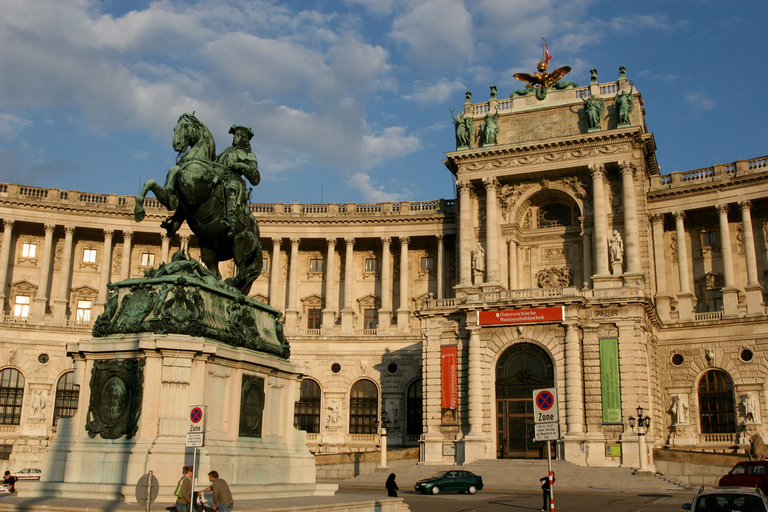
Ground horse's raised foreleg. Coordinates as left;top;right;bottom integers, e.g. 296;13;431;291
134;179;177;222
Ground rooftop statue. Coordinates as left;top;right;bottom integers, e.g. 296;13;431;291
134;113;263;295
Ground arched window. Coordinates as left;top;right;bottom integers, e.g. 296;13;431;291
53;371;80;426
538;203;572;228
293;378;321;433
0;368;25;425
698;370;736;434
349;379;378;434
406;379;423;436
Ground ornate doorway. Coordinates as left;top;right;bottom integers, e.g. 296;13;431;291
495;343;554;458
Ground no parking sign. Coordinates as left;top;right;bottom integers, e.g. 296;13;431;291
533;388;559;424
187;405;206;447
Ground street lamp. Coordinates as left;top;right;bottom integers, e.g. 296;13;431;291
629;406;651;472
374;414;392;469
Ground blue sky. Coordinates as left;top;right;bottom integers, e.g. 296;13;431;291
0;0;766;206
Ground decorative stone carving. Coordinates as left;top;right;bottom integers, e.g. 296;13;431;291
670;395;689;425
239;374;265;438
85;358;144;440
741;393;759;423
536;267;572;288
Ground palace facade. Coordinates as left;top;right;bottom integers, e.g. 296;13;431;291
1;68;767;472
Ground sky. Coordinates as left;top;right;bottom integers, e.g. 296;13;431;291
0;0;766;206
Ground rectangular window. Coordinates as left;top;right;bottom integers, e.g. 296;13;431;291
76;300;92;322
309;258;323;272
13;295;30;318
705;289;724;313
364;309;378;330
365;258;378;272
21;243;37;258
307;308;322;329
701;230;719;248
421;257;434;271
83;249;97;263
140;252;155;267
0;445;11;460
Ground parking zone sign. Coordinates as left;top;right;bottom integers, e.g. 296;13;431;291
533;388;559;424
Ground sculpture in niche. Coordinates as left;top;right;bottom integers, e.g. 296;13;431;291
670;395;689;425
85;359;144;440
742;393;758;423
615;82;634;126
30;390;46;420
450;108;473;149
479;108;499;146
610;231;624;264
472;243;485;273
327;400;341;426
134;113;263;295
582;94;605;131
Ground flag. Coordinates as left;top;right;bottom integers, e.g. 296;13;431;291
543;38;552;65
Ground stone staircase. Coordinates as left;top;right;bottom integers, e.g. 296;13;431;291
330;459;689;493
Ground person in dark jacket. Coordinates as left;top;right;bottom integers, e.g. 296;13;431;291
385;473;399;497
2;471;17;493
540;471;555;511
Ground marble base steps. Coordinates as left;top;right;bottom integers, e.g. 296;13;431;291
328;459;689;493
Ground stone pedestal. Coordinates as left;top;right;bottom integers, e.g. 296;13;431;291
37;334;335;502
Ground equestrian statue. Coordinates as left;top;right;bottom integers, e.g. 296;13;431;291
134;113;263;295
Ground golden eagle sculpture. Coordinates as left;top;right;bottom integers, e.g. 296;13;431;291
512;39;573;100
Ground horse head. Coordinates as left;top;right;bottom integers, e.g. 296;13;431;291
173;113;217;162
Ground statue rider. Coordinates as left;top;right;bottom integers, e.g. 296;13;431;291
216;125;260;238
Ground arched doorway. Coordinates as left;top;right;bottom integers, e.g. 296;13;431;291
495;343;554;458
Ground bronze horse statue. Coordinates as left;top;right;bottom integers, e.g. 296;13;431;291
134;113;263;295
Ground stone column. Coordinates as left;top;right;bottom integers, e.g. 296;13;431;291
581;229;593;289
507;239;517;289
463;322;488;463
269;238;282;308
179;234;190;253
53;226;75;326
589;164;610;282
161;234;170;264
739;201;765;315
32;223;56;325
717;204;739;317
397;236;410;333
563;321;586;464
483;177;501;287
285;238;300;333
673;211;694;321
95;229;114;315
120;231;133;281
650;214;671;323
619;161;642;281
436;235;444;300
0;220;14;315
341;237;355;334
379;237;392;332
457;180;473;287
322;238;337;331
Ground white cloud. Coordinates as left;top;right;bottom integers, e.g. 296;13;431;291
390;0;474;67
347;172;411;202
404;78;466;104
0;112;33;140
684;91;715;112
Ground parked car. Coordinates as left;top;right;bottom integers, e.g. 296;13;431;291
414;470;483;495
13;468;41;480
683;486;768;512
719;461;768;493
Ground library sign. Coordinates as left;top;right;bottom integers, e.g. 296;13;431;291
478;306;564;326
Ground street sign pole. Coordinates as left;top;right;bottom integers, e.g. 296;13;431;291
533;388;559;512
546;442;554;512
187;405;207;509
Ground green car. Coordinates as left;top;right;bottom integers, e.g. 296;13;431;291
414;470;484;495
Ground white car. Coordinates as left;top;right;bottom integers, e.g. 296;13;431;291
13;468;41;480
683;486;768;512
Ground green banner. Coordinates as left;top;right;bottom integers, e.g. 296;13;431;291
599;338;622;424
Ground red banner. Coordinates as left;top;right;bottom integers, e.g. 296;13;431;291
441;346;457;410
478;307;564;326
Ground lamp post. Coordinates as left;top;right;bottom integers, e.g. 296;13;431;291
629;405;651;472
374;414;391;469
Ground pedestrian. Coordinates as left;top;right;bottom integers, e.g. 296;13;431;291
198;470;234;512
2;471;17;493
174;465;193;512
540;471;555;511
385;473;399;497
